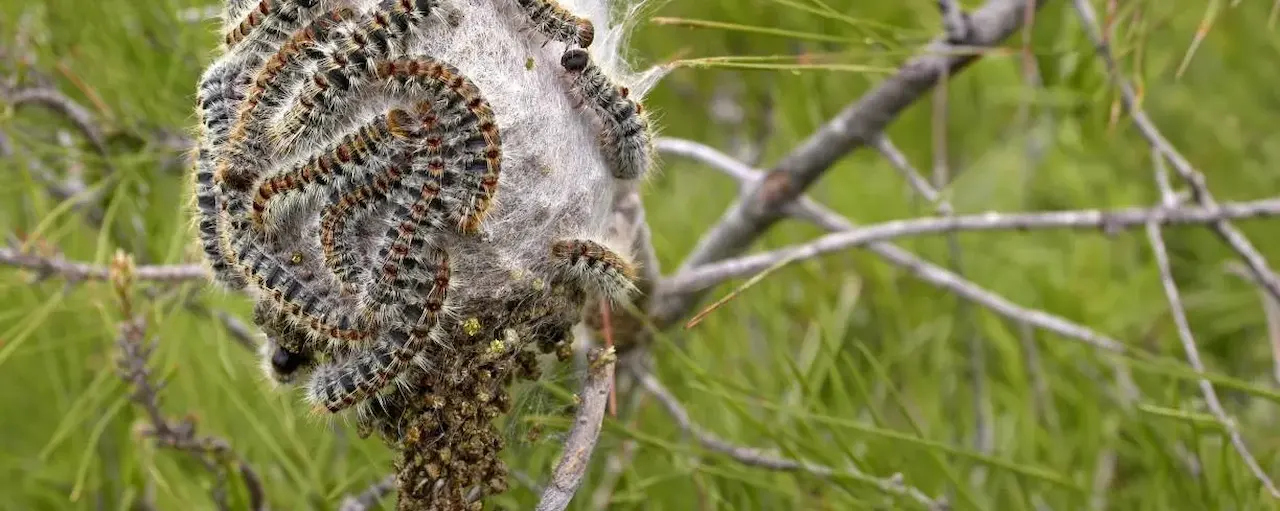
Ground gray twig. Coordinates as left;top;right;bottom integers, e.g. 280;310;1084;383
654;0;1049;327
337;475;396;511
1070;0;1280;305
662;197;1280;303
1225;261;1280;386
116;312;266;511
1071;0;1280;495
1143;154;1280;496
0;246;207;283
536;347;617;511
7;86;107;155
633;367;946;509
655;137;1126;359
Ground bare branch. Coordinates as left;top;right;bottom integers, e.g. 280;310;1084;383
938;0;976;44
1225;261;1280;386
338;475;396;511
111;253;266;511
663;197;1280;304
655;0;1049;327
176;298;259;352
654;137;847;232
633;367;946;509
1;246;207;283
1143;151;1280;495
1070;0;1280;305
873;136;950;212
654;138;1132;358
7;86;107;154
536;347;617;511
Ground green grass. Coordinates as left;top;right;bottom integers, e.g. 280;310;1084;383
3;0;1280;509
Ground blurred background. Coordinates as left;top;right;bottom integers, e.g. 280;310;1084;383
3;0;1280;509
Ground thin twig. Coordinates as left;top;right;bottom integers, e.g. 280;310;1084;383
655;137;1129;361
1143;156;1280;496
586;353;649;510
1225;261;1280;387
1018;322;1060;430
632;367;946;509
111;253;267;511
1070;0;1280;306
874;136;949;211
0;246;207;283
663;197;1280;302
536;347;617;511
177;299;259;352
654;0;1049;327
337;475;396;511
7;86;107;155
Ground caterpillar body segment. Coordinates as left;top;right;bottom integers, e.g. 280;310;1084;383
336;0;438;65
250;109;422;234
306;246;451;413
269;3;439;150
224;0;336;59
320;159;408;289
195;61;251;289
194;146;246;289
222;0;262;33
230;7;360;163
560;48;654;180
283;57;505;235
374;58;504;233
220;189;376;346
359;169;449;317
511;0;594;48
549;238;639;304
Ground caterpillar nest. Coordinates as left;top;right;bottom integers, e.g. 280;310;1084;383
190;0;657;507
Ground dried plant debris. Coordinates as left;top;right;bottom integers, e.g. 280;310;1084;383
193;0;653;507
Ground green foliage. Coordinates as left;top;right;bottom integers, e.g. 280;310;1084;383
3;0;1280;509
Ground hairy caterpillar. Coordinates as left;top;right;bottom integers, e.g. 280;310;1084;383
194;59;251;289
560;48;653;180
319;160;407;289
306;246;450;413
227;7;359;169
250;109;420;233
549;238;638;303
224;0;335;59
511;0;594;48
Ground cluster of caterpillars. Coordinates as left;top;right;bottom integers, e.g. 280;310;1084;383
192;0;654;419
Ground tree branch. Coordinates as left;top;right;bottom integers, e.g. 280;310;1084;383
110;253;265;511
536;347;617;511
1142;148;1280;496
663;197;1280;306
654;0;1049;326
654;137;1135;356
6;86;107;155
1070;0;1280;305
1;246;207;283
632;366;946;509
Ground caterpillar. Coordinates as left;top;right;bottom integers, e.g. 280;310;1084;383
250;109;421;233
512;0;594;48
549;238;638;304
560;48;653;181
305;245;450;413
319;158;408;289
